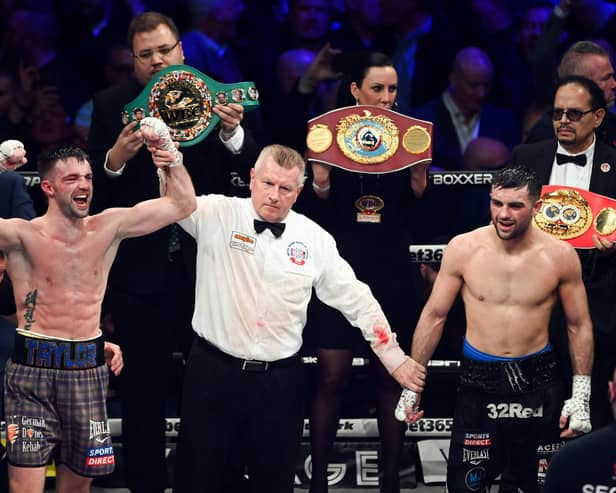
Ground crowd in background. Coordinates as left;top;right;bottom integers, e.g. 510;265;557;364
1;0;615;197
1;0;616;491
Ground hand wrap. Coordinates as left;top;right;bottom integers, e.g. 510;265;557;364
140;117;181;167
394;388;418;422
0;140;26;171
560;375;592;433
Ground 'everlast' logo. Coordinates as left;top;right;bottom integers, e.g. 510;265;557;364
463;448;490;464
89;420;110;442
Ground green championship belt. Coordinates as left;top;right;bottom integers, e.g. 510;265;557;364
123;64;259;147
306;105;432;173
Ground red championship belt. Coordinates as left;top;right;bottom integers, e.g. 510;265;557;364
534;185;616;248
305;105;432;173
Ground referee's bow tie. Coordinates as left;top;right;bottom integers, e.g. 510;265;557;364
254;219;285;238
556;152;587;166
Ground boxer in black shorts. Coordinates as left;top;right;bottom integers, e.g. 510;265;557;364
397;166;594;492
447;343;565;492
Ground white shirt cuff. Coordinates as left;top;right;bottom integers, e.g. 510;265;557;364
218;125;244;154
370;332;409;374
104;149;126;177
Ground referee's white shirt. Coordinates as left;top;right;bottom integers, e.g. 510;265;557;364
178;194;408;374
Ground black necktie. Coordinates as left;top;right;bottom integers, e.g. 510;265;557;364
556;153;587;167
254;219;285;238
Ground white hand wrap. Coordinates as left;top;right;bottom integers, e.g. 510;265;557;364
560;375;592;433
139;117;181;167
0;139;26;171
394;388;418;422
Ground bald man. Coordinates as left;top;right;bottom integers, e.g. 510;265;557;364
412;47;520;238
448;137;513;234
464;137;512;172
412;46;520;172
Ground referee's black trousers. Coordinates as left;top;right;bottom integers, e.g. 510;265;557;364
173;338;306;493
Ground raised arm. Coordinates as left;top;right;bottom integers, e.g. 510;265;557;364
113;148;196;240
557;243;594;437
0;217;26;253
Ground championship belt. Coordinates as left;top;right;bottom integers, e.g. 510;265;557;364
123;64;259;147
305;105;432;173
534;185;616;248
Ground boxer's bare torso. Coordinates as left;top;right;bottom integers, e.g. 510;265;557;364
455;225;569;357
6;212;122;340
410;184;590;368
0;151;196;342
400;178;593;436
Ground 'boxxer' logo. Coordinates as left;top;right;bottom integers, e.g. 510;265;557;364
431;172;493;186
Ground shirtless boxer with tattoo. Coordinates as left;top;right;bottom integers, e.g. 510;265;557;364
0;136;195;493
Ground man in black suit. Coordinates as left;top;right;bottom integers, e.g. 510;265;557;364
0;171;35;221
525;40;616;147
510;75;616;430
87;11;260;493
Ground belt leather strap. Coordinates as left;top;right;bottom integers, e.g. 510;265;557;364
197;337;299;372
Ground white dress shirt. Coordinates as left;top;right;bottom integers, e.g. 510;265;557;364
104;126;245;176
442;91;479;154
178;195;408;374
549;136;595;190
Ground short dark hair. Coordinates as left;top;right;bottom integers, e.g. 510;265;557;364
556;75;607;111
38;147;90;179
491;165;541;202
127;11;179;49
558;41;610;80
